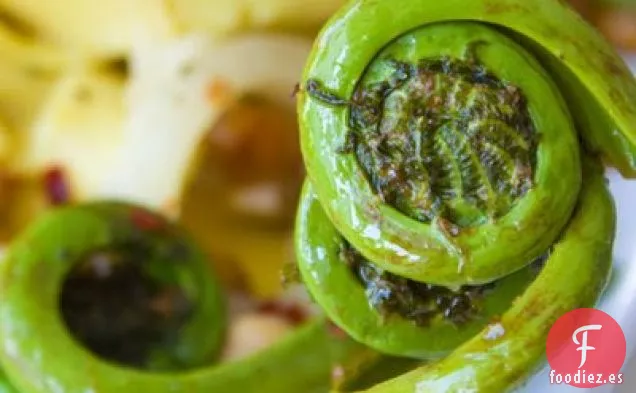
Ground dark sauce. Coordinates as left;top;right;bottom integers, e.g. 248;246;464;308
340;241;493;326
305;79;349;106
341;241;549;327
59;243;194;370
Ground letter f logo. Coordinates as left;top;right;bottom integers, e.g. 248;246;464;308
572;324;602;368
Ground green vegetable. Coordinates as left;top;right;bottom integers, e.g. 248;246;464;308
296;180;545;359
0;369;17;393
298;159;615;391
297;0;635;287
363;160;615;392
0;1;633;392
0;201;370;392
294;0;633;390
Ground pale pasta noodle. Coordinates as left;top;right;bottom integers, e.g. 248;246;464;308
0;18;72;69
17;68;126;199
0;20;98;173
0;0;177;57
169;0;347;37
0;118;9;165
96;33;312;214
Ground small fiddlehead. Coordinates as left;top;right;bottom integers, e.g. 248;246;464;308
0;201;361;393
294;0;635;390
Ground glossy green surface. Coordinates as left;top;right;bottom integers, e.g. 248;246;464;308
0;202;355;393
363;160;615;392
294;0;631;389
0;369;17;393
301;21;581;286
296;180;541;359
298;0;636;288
300;0;636;179
0;202;226;370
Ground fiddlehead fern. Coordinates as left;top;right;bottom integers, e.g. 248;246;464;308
0;201;359;393
0;0;634;392
294;0;635;390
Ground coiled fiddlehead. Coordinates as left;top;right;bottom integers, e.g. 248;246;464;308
295;0;635;390
0;201;356;393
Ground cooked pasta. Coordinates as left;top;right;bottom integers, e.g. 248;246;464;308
0;0;176;57
169;0;347;37
94;33;312;298
0;0;318;298
17;68;126;198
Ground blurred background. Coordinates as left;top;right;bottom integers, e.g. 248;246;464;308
569;0;636;53
0;0;633;374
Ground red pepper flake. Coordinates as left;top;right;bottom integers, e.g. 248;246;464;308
130;207;165;231
206;78;233;106
257;301;308;326
43;165;70;206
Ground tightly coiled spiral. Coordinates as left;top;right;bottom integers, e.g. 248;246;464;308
295;0;636;391
0;202;358;393
0;0;634;392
